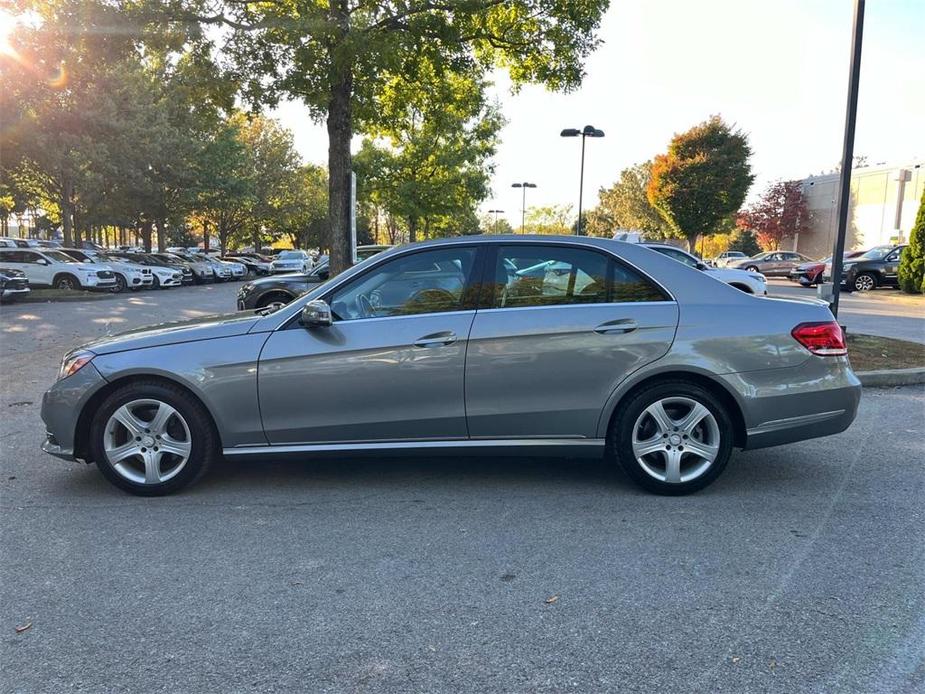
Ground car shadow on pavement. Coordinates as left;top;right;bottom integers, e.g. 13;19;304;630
52;446;844;500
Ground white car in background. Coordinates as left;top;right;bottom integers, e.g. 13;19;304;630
642;243;768;295
190;253;235;281
712;250;749;268
271;250;313;274
0;248;117;291
59;248;153;292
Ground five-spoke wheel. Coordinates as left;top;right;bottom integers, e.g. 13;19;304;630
610;381;733;495
90;381;216;495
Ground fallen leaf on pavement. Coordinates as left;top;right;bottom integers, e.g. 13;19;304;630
545;595;559;604
15;621;32;634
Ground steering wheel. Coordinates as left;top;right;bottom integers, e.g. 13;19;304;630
356;293;375;318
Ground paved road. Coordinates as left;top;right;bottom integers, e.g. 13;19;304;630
1;283;924;693
766;279;925;344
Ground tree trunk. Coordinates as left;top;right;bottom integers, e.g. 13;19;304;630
140;221;153;252
203;220;210;251
253;228;260;253
408;216;418;244
60;180;73;248
327;63;354;274
155;219;167;252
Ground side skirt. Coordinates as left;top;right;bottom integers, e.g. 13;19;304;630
223;438;607;460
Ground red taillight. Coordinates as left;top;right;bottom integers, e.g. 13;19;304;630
791;321;847;356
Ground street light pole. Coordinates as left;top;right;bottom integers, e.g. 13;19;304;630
488;209;505;234
511;182;537;233
829;0;865;319
561;125;604;235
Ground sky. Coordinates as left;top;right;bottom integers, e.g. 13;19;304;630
272;0;925;228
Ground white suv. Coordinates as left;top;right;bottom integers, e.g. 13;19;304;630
0;248;117;291
642;244;768;295
60;248;153;292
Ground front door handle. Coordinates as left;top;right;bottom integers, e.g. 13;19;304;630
414;331;457;348
594;319;638;335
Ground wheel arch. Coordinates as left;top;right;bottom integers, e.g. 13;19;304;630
73;373;222;463
256;288;296;307
597;369;748;448
52;271;81;287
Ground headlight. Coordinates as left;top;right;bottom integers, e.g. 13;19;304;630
240;283;254;294
59;351;93;380
842;263;855;270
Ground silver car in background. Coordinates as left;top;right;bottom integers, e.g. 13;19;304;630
41;236;860;496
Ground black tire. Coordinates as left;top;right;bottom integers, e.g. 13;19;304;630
53;274;80;291
607;380;734;495
113;274;127;293
88;380;217;496
745;265;759;273
255;291;294;309
151;275;160;289
852;272;877;292
728;283;753;294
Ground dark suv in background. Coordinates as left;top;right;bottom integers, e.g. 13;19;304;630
824;244;907;292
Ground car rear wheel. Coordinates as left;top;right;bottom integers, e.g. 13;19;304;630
608;381;734;495
89;381;217;496
53;274;80;290
853;272;877;292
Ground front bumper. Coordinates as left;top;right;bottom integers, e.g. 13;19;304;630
40;361;108;462
2;287;31;301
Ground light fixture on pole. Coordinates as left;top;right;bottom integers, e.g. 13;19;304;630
511;182;537;234
560;125;604;235
487;209;505;234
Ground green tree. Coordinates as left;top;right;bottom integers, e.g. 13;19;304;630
585;161;673;239
524;205;573;235
354;66;502;242
168;0;609;272
479;213;513;235
898;189;924;294
647;116;754;252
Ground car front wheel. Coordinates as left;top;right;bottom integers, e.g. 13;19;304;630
53;274;80;291
745;265;759;273
608;381;734;495
853;272;877;292
89;381;217;495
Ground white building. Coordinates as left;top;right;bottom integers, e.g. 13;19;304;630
798;161;923;257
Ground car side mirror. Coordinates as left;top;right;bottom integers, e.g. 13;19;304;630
300;299;333;328
37;258;49;265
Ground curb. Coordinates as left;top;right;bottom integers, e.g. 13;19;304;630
857;367;925;387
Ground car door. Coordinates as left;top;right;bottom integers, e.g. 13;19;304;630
465;243;679;440
13;250;54;285
257;245;483;444
881;248;904;285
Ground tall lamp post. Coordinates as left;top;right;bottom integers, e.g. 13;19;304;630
511;182;537;233
488;209;505;233
560;125;604;235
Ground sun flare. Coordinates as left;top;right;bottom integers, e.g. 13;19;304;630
0;10;18;56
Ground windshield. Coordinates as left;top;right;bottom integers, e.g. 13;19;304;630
857;245;894;260
44;250;78;263
278;251;302;259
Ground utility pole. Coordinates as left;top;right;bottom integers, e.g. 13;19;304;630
829;0;865;318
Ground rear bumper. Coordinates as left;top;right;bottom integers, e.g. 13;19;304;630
719;357;862;450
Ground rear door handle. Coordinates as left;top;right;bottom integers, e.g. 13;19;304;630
594;319;638;335
414;331;457;348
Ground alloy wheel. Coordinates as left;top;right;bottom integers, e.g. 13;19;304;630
103;399;192;485
631;397;720;484
854;274;875;291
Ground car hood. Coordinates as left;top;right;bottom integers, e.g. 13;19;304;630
248;273;318;288
80;312;263;355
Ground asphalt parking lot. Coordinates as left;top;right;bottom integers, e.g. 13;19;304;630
1;281;924;693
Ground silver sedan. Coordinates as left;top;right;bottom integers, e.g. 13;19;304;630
41;236;860;496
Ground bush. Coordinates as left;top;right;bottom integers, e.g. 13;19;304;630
728;229;762;256
898;189;924;294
